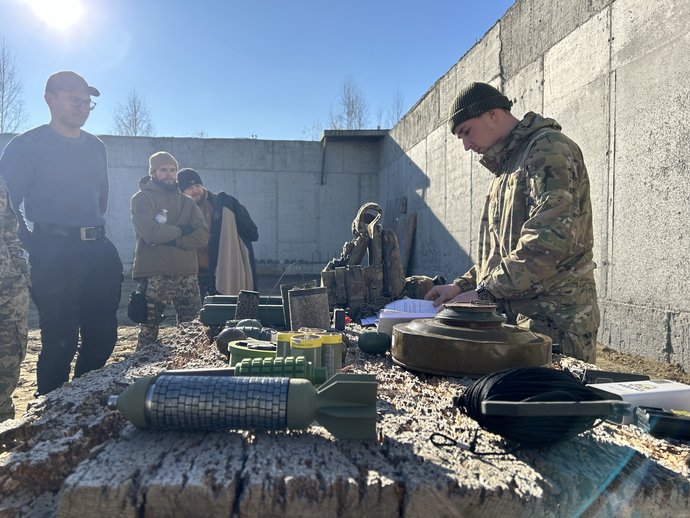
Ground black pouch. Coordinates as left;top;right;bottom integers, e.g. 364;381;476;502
128;280;149;324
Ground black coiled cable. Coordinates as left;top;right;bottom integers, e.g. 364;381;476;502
455;367;607;446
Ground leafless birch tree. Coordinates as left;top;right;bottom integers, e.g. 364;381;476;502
112;89;154;136
0;37;27;133
329;76;369;130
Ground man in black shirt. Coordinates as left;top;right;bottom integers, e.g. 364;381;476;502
0;71;123;394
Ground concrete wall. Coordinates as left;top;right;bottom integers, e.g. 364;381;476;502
380;0;690;369
1;0;688;370
0;132;382;275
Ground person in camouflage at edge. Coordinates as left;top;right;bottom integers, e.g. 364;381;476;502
0;176;29;421
425;82;599;362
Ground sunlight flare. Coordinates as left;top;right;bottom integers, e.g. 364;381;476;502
25;0;83;29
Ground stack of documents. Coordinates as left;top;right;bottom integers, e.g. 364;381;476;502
373;298;438;336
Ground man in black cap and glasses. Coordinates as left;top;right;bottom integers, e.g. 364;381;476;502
0;70;123;395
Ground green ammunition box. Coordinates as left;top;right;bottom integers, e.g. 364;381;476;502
199;303;286;328
203;295;283;306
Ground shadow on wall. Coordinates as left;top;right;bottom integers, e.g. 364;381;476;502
379;134;473;281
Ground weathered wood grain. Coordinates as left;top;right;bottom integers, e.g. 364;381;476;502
0;322;688;517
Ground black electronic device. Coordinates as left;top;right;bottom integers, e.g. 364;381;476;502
568;368;650;385
635;406;690;440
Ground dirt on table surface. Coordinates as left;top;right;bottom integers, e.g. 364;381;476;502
595;346;690;385
12;276;690;420
14;274;319;419
13;337;690;423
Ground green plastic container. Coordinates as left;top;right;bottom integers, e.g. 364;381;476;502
227;339;276;365
203;295;283;306
200;303;286;328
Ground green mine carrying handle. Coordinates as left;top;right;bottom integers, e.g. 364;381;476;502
234;356;328;385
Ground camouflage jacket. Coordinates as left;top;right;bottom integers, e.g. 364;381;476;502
0;176;28;293
454;112;596;300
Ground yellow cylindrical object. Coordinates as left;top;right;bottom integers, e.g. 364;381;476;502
298;327;327;334
276;331;299;358
290;333;322;367
320;332;344;378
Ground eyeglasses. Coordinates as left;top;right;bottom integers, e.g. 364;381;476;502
68;96;97;111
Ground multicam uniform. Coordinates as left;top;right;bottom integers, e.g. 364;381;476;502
131;176;208;348
454;112;600;361
0;177;29;420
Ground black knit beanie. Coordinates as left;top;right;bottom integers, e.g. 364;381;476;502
447;82;513;134
177;168;203;192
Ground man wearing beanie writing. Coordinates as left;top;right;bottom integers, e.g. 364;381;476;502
177;168;258;299
130;152;208;349
425;82;599;362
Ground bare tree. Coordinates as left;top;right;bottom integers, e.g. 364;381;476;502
386;89;406;128
301;119;323;141
112;90;154;136
375;90;406;129
374;105;385;129
328;76;369;130
0;37;27;133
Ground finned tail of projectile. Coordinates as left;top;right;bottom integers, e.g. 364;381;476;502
314;373;378;440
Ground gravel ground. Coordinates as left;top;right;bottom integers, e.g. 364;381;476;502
13;275;690;420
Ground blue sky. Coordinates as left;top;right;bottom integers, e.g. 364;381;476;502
1;0;514;140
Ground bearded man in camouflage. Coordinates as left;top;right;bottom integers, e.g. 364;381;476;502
0;176;29;421
131;152;208;350
425;82;599;362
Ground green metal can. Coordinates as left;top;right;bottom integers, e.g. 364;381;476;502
276;331;299;358
320;331;344;378
290;334;322;367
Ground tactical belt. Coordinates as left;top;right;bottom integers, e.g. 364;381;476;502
34;222;105;241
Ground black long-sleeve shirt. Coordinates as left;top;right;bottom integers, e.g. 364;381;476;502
0;125;109;231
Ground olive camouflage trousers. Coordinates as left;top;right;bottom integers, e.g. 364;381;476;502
504;278;599;363
137;274;201;349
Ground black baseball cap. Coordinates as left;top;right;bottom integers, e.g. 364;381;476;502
45;71;100;97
